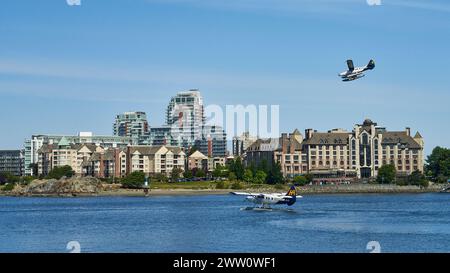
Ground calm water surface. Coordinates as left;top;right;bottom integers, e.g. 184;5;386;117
0;193;449;252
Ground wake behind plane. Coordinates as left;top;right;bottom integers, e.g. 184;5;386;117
231;186;302;210
339;59;375;81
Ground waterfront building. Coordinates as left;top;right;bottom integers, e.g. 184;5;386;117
232;132;257;157
113;111;149;142
302;119;424;179
246;119;424;181
127;145;185;176
188;150;208;171
246;129;306;178
38;140;127;179
25;133;132;176
0;150;24;176
82;148;127;178
188;150;226;172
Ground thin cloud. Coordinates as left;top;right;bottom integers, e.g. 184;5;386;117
145;0;450;14
387;0;450;13
145;0;362;15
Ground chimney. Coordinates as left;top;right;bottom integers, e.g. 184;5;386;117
406;127;411;136
114;149;120;178
207;138;213;157
305;129;313;140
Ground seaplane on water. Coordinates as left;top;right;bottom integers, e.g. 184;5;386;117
231;186;302;210
339;59;375;82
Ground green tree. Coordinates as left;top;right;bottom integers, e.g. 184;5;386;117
267;162;283;184
228;158;245;181
304;173;314;184
154;173;168;182
293;175;308;186
254;170;267;184
0;173;6;184
184;169;193;179
228;172;237;181
121;171;146;189
258;159;270;174
170;167;183;182
377;164;396;184
212;165;227;178
425;146;450;181
47;165;75;180
243;169;253;183
0;172;20;184
195;169;206;178
408;170;429;188
248;162;257;176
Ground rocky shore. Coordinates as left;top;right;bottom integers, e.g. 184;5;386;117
8;177;106;197
1;177;445;197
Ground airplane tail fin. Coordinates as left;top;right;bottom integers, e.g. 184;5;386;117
286;186;297;206
367;59;375;70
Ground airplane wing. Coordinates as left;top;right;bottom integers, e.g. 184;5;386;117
346;59;354;71
230;192;263;197
282;195;303;199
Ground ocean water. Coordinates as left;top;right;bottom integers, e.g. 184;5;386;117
0;193;449;253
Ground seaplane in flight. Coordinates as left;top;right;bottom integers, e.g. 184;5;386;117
231;186;302;210
339;59;375;81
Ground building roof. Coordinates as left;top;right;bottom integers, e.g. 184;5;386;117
189;150;208;159
129;145;184;155
381;131;422;149
414;131;423;138
58;136;70;147
302;132;350;145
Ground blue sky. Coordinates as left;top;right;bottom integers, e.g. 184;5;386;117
0;0;449;155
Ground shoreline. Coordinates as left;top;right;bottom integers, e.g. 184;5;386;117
1;184;445;197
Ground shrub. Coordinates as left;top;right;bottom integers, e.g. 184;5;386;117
215;181;229;189
154;173;168;183
254;170;267;184
195;169;206;178
293;175;308;186
230;181;244;190
121;171;146;189
408;170;429;188
436;175;448;184
47;165;75;180
2;183;15;191
243;169;253;183
228;172;237;181
184;169;193;179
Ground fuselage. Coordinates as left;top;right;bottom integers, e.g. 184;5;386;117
246;194;294;206
339;66;367;78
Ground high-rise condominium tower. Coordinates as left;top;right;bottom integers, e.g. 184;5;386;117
166;90;205;149
113;111;149;140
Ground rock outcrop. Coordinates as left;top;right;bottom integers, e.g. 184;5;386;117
13;177;102;196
